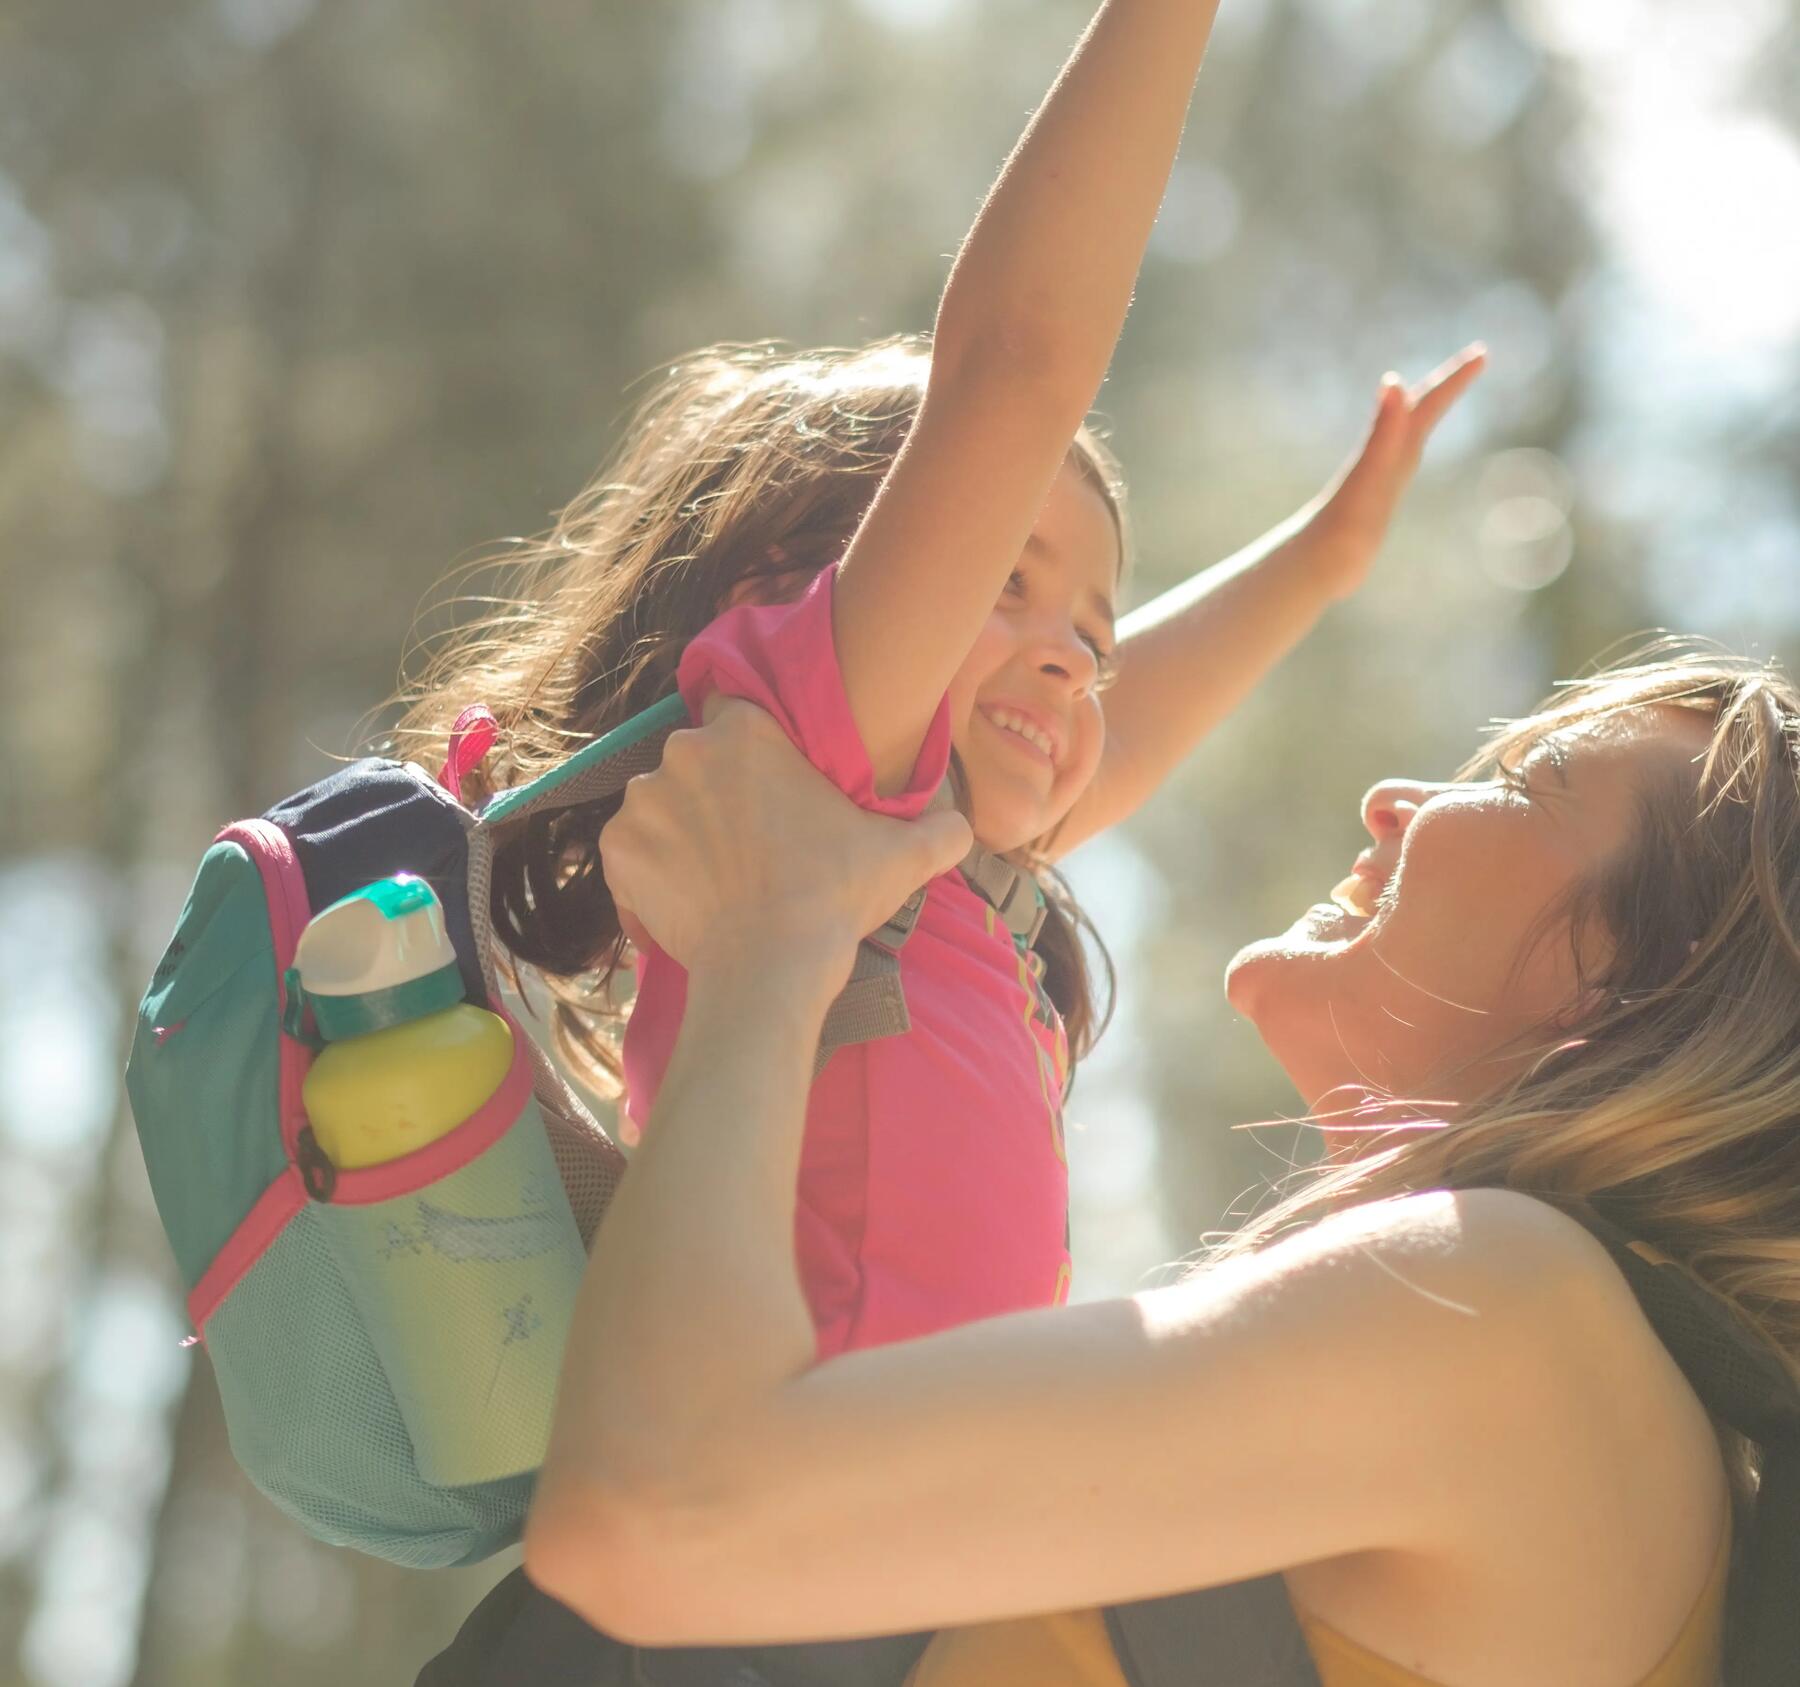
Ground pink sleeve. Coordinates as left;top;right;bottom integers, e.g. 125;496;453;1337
676;564;951;818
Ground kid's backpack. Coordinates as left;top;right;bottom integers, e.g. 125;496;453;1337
125;694;967;1570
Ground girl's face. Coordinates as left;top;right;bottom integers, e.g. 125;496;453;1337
1224;705;1712;1125
944;458;1121;854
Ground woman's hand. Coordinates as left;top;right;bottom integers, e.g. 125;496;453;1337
1302;343;1487;601
600;698;973;985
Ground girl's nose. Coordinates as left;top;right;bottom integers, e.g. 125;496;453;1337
1033;623;1100;696
1361;779;1436;842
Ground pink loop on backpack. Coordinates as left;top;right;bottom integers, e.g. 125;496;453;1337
439;705;499;804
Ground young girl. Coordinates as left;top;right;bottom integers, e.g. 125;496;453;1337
396;0;1481;1363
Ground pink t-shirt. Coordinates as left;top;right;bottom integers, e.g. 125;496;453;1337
622;565;1072;1358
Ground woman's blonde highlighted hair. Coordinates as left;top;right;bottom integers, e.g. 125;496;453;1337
1224;643;1800;1392
381;335;1124;1096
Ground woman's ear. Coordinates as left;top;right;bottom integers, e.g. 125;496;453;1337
1549;983;1611;1033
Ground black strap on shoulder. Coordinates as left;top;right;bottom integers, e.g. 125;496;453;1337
416;1565;930;1687
1105;1572;1319;1687
415;1566;631;1686
1575;1208;1800;1686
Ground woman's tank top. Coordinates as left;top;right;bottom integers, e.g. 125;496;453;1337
905;1520;1730;1687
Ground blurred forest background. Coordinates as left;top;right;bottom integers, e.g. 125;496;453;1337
1;0;1795;1680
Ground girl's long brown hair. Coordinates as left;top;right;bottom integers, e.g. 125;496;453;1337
382;336;1122;1097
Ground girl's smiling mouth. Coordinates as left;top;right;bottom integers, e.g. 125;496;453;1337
978;703;1062;768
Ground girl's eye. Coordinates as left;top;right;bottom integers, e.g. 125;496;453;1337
1088;640;1120;687
1004;569;1026;597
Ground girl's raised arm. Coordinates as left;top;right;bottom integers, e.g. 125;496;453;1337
835;0;1221;790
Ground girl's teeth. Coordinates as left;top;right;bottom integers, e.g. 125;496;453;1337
1330;875;1378;919
990;710;1052;758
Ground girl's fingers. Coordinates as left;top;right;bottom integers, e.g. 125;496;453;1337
1338;344;1486;507
1355;376;1408;456
1406;343;1487;433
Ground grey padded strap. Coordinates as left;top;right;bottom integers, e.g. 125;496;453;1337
925;781;1046;946
812;941;909;1079
464;818;627;1224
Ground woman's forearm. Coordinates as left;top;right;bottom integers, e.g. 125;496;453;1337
1053;515;1335;854
535;939;839;1503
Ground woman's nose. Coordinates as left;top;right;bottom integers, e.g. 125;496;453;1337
1361;779;1434;842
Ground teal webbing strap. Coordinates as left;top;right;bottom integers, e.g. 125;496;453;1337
480;694;689;826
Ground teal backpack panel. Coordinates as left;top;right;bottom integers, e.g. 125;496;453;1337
127;839;290;1291
208;1198;539;1568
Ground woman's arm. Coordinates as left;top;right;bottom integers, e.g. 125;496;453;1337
833;0;1222;790
1050;348;1486;858
530;708;1626;1646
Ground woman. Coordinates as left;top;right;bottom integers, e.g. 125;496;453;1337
491;646;1800;1687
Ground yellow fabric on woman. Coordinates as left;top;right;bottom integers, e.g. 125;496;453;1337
906;1523;1729;1687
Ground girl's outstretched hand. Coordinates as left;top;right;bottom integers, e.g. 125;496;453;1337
601;699;972;985
1303;343;1487;601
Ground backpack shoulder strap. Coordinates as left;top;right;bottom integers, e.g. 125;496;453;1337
417;1563;928;1687
924;781;1047;948
1568;1206;1800;1687
1105;1574;1320;1687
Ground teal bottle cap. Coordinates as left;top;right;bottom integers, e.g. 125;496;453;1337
293;874;468;1041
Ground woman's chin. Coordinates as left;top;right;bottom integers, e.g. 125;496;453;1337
1225;928;1367;1111
1228;904;1371;991
1225;903;1375;1046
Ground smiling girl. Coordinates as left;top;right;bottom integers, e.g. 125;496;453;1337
398;0;1480;1364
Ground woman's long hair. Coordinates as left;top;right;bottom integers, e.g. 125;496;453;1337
381;336;1122;1096
1222;645;1800;1464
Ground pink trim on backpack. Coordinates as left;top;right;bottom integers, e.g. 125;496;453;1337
186;1166;308;1340
322;1008;532;1206
177;818;320;1343
216;818;316;1161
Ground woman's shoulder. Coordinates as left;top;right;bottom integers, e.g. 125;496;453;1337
1264;1187;1700;1407
1305;1187;1726;1512
1267;1186;1622;1308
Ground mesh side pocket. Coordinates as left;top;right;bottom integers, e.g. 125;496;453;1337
316;1094;588;1490
206;1207;534;1569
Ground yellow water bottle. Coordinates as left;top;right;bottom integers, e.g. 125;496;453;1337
289;872;586;1488
296;874;512;1171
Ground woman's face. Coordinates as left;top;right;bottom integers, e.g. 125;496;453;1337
1225;704;1712;1120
